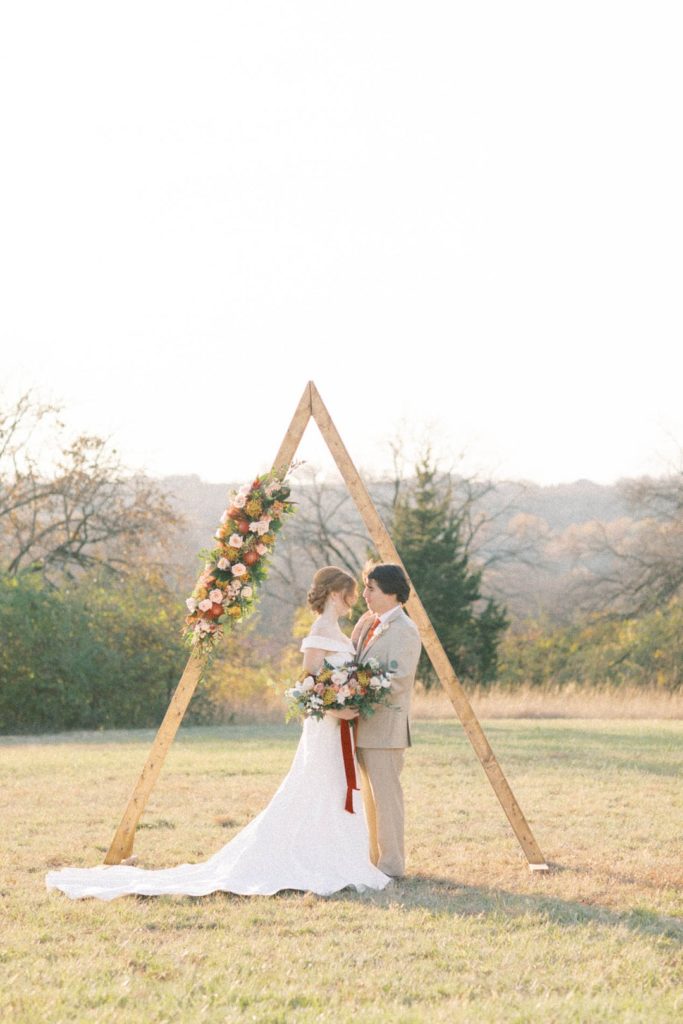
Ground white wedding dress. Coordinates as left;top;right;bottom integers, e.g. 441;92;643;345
45;633;390;900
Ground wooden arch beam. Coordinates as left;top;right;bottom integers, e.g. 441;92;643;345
104;381;547;870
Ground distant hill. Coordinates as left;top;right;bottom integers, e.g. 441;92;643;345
159;472;638;644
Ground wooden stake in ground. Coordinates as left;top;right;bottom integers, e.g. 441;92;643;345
105;381;548;870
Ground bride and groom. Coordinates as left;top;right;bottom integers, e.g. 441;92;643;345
46;563;423;900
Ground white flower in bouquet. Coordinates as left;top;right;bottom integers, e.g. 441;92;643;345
185;597;197;613
233;494;247;508
301;676;315;692
256;543;268;556
198;598;212;612
330;669;349;685
232;563;247;577
250;518;271;536
241;586;253;599
209;589;224;604
217;557;230;570
228;534;244;548
369;676;382;689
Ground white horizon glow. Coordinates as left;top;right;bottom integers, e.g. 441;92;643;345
1;2;681;487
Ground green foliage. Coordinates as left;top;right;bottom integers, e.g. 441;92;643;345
390;453;508;686
0;572;187;733
498;599;683;690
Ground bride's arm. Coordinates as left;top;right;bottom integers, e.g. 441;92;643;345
351;610;373;647
302;648;326;675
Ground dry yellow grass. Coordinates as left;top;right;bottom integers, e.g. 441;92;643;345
1;719;681;1022
413;683;683;720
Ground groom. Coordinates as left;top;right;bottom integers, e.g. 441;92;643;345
353;563;422;878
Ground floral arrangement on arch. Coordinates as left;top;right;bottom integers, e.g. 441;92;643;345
183;470;295;653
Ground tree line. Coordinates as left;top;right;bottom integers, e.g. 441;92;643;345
1;391;681;732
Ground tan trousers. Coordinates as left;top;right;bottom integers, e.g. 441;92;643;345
356;748;406;877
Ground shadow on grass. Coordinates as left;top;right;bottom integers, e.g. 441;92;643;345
329;874;683;944
413;721;682;777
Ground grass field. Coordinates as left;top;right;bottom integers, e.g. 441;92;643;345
1;718;681;1023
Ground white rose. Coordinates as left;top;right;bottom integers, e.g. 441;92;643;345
241;586;253;599
369;678;382;689
249;519;270;536
185;597;197;613
233;494;247;508
330;670;349;685
301;676;315;692
381;677;391;688
228;533;243;548
217;557;230;570
198;599;212;612
232;563;247;577
209;589;224;604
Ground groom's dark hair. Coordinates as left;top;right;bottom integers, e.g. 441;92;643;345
366;563;411;604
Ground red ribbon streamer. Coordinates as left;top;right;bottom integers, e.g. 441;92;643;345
340;719;359;813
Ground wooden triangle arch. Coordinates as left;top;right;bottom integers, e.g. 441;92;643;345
105;381;548;870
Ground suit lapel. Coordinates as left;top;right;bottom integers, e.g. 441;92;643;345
358;610;401;658
358;620;375;658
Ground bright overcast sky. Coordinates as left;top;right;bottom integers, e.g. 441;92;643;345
1;2;681;487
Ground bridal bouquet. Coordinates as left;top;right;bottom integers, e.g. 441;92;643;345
284;657;395;722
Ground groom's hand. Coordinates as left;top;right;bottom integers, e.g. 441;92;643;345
351;610;373;646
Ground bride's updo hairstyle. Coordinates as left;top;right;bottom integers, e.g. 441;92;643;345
307;566;357;614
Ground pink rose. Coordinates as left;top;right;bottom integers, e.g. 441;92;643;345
209;589;224;604
256;543;267;556
198;598;212;612
217;557;230;570
232;563;247;577
228;533;243;549
233;494;247;509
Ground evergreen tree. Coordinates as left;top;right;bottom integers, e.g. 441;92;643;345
390;452;508;686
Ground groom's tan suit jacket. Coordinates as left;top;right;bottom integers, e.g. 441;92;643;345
355;607;422;749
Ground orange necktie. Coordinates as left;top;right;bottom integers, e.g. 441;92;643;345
364;616;382;646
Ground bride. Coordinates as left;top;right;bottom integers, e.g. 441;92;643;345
46;566;391;900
